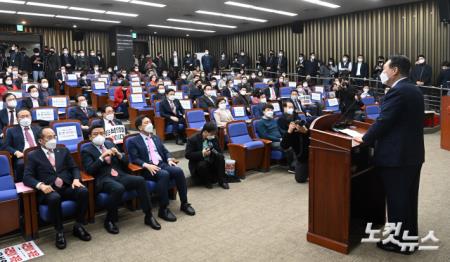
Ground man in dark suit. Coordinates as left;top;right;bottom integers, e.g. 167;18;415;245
266;50;277;74
185;122;229;189
305;52;320;79
69;94;96;138
128;116;195;222
0;93;19;133
355;55;424;255
23;127;91;249
197;84;217;111
159;89;186;145
263;81;279;101
81;124;161;234
22;85;46;110
410;55;432;87
351;54;369;87
4;109;40;182
60;47;75;71
55;66;68;93
277;50;288;75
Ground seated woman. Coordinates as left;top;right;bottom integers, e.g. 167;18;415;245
0;76;19;94
214;97;234;129
113;84;131;119
78;72;92;103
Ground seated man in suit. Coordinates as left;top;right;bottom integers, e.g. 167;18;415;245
263;81;279;101
197;83;217;111
185;122;229;189
188;79;204;100
221;79;238;99
159;89;186;145
0;93;19;135
81;124;161;234
23;127;90;249
22;85;46;110
69;94;96;138
4;109;40;181
233;87;251;116
251;92;268;119
153;84;167;101
128;116;195;222
55;66;68;94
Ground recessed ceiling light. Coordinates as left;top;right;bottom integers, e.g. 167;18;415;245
69;7;106;13
17;11;55;17
56;15;89;21
0;0;25;4
73;24;77;28
21;20;26;24
26;2;68;9
115;0;166;7
224;1;297;16
105;11;138;17
153;31;157;34
90;18;121;23
195;10;267;23
167;18;236;29
186;34;190;37
303;0;340;8
0;10;16;14
148;24;215;33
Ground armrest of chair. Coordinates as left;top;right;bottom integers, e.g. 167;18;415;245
15;182;35;195
253;139;271;171
185;128;199;138
254;138;272;145
154;116;166;139
81;171;94;182
15;182;37;239
128;163;143;174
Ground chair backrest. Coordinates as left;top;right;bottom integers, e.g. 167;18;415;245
279;87;293;98
0;151;15;190
231;106;249;120
131;86;143;94
50;120;83;147
77;140;92;171
123;133;139;157
181;85;189;95
362;96;375;105
129;93;147;108
186;109;206;129
251;119;260;139
31;106;59;122
108;86;117;98
254;82;268;89
366;105;380;115
209;108;218;123
251;104;262;119
226;121;252;144
154;100;161;117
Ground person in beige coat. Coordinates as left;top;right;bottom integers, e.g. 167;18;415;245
214;97;234;132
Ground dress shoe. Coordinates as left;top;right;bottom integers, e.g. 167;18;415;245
376;241;415;255
104;220;119;234
72;225;91;241
180;203;196;216
219;182;230;190
145;214;161;230
158;208;177;222
55;232;66;250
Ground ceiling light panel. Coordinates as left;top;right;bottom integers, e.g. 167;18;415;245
17;11;55;17
167;18;237;29
195;10;267;23
26;2;68;9
224;1;297;16
303;0;340;9
69;6;106;13
148;24;215;33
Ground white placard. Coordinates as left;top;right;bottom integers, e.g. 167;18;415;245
311;92;322;101
0;241;44;261
233;79;241;85
328;98;339;107
105;124;126;144
263;78;271;84
67;74;77;81
74;71;82;78
163;81;172;86
94;82;106;90
233;106;245;117
35;108;55;121
0;101;3;110
131;81;141;87
301;95;312;105
131;77;140;82
56;125;78;141
100;74;110;78
132;87;143;93
314;86;324;93
50;97;67;108
10;91;22;98
271;102;280;112
131;94;144;103
168;85;177;91
288;81;297;87
328;91;336;98
174;92;183;100
97;77;108;83
180;100;192;110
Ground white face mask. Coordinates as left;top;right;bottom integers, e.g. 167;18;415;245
418;58;425;64
264;111;274;118
303;83;308;87
162;73;167;77
5;80;12;85
205;51;209;55
168;95;175;101
12;71;18;75
45;139;57;150
7;100;17;108
219;103;227;110
240;90;246;95
291;96;298;101
80;101;88;108
90;53;95;56
207;135;215;140
260;98;267;103
80;53;85;57
19;117;31;127
105;114;114;121
310;56;315;60
358;58;363;62
144;123;154;133
286;108;294;115
181;75;186;79
34;53;39;56
158;89;165;94
205;90;213;96
380;72;389;85
63;51;68;54
329;61;333;65
41;83;49;88
94;67;99;71
93;135;105;146
343;58;348;62
30;91;39;98
363;88;369;93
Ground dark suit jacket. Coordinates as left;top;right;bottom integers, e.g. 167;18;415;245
363;79;425;167
159;98;184;119
21;97;46;110
23;146;80;189
287;98;306;114
198;95;217;111
263;86;280;99
305;60;320;76
81;140;129;190
69;106;96;126
0;108;12;131
185;132;222;176
277;56;288;72
56;72;68;82
128;134;172;167
4;125;41;155
60;54;75;70
233;94;251;108
410;64;433;85
351;62;369;78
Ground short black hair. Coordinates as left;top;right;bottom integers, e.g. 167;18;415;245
37;127;53;140
88;123;104;136
262;103;274;111
99;104;113;114
135;115;149;129
216;97;227;106
2;93;16;102
282;101;293;108
27;85;38;93
165;89;175;95
291;89;299;95
75;94;86;102
388;55;411;77
201;121;217;133
16;108;31;117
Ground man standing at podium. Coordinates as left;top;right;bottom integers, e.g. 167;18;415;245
354;55;424;255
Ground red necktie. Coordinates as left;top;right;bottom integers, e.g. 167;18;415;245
24;127;36;147
100;145;118;177
9;110;14;126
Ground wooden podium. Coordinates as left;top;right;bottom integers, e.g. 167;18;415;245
441;96;450;151
307;114;385;254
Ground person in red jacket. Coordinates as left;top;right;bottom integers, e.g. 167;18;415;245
113;85;131;119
